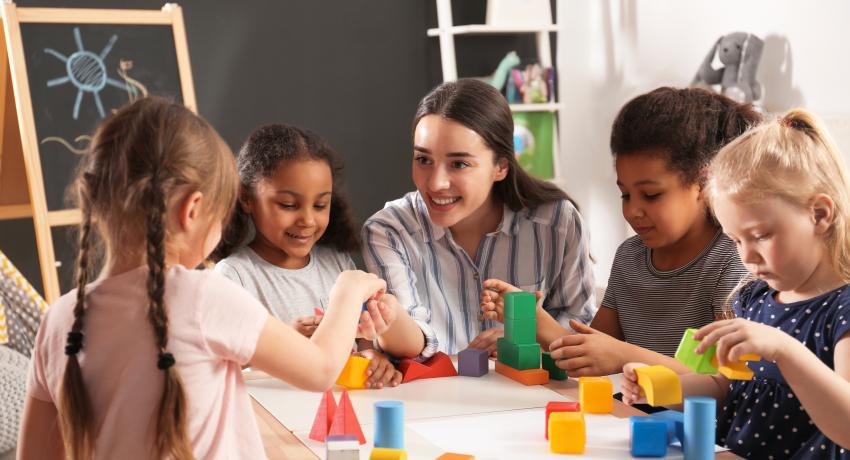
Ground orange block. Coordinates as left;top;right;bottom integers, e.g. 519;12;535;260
495;361;549;385
436;454;475;459
328;390;365;444
336;355;369;389
308;389;337;442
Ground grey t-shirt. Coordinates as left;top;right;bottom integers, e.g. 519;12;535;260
214;245;355;323
602;232;748;357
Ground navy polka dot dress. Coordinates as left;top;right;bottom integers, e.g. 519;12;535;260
718;280;850;459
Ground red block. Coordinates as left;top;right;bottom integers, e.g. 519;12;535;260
314;307;324;316
308;390;337;442
328;390;365;444
545;401;580;439
399;352;458;383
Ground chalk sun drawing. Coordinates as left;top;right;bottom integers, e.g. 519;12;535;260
44;27;135;120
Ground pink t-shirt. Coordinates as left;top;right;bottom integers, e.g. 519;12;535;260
27;265;270;459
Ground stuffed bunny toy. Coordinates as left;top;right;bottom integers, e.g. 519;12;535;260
692;32;764;103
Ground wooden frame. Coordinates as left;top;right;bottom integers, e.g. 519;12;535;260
0;3;196;302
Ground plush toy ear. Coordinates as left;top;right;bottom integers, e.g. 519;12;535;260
738;34;764;99
692;36;723;85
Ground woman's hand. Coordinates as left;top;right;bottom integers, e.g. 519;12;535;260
357;294;399;340
480;278;542;323
468;327;505;356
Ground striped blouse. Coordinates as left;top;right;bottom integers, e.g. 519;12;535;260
362;191;598;355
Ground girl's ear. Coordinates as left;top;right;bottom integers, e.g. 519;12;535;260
238;189;253;214
811;193;836;234
494;157;509;182
178;190;205;232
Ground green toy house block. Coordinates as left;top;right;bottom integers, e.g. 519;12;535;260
505;316;536;344
497;337;541;370
674;328;717;374
542;351;567;381
504;292;536;319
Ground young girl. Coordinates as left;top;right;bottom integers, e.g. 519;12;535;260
17;98;386;459
213;124;429;388
363;78;597;356
623;109;850;458
482;87;759;376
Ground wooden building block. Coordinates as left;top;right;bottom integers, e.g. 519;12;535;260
541;351;567;381
648;410;684;444
326;434;360;460
328;390;365;444
496;338;540;370
504;291;536;319
548;411;585;454
495;361;549;385
458;347;489;377
578;376;613;414
717;360;755;380
398;352;457;383
435;453;475;459
505;315;536;343
545;401;580;439
630;416;668;457
684;397;716;460
369;447;407;459
674;328;717;374
309;389;338;442
634;365;682;406
336;355;370;389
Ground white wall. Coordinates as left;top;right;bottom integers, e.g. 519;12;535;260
556;0;850;286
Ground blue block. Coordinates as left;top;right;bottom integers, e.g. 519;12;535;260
684;397;716;460
630;416;668;457
649;410;684;444
374;401;404;449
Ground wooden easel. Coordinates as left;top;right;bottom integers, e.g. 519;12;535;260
0;3;197;302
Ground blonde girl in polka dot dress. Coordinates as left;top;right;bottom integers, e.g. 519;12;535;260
622;109;850;459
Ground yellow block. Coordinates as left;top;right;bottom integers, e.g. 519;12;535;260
548;411;585;454
634;365;682;406
436;454;475;459
370;447;407;459
579;376;613;414
717;360;754;380
336;355;370;389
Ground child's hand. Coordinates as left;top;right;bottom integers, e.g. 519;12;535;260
480;279;543;323
354;349;402;389
356;294;399;341
291;315;323;337
332;270;386;304
695;318;792;366
621;362;649;405
548;319;626;377
468;327;504;356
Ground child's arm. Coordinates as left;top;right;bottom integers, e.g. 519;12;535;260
480;279;567;346
359;293;426;359
250;270;386;391
621;362;729;409
697;319;850;448
17;396;64;458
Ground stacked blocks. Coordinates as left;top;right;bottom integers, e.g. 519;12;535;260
677;328;761;380
629;417;668;457
634;365;682;406
326;435;359;460
545;402;580;439
548;411;586;454
495;292;548;385
435;454;475;460
541;351;567;381
336;355;370;389
458;348;489;377
684;397;716;460
578;376;613;414
369;447;407;459
398;352;457;383
374;401;404;449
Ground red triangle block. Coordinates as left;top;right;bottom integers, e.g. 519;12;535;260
399;352;458;383
309;389;337;442
328;390;365;444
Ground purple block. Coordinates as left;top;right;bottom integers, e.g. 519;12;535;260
458;347;489;377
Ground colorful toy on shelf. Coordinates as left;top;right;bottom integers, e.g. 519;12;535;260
544;401;580;439
634;365;682;406
629;416;668;457
458;347;489;377
398;351;457;383
548;411;585;454
374;401;404;449
578;376;613;414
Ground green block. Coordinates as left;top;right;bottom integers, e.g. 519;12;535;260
505;316;536;344
505;291;536;319
674;328;717;374
542;351;567;381
496;337;541;370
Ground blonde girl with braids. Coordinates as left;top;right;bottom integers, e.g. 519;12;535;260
622;110;850;458
17;98;386;459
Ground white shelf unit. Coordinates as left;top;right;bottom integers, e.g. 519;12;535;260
427;0;563;186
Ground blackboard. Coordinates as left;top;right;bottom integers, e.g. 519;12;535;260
22;23;183;211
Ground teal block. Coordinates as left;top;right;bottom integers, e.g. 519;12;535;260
674;328;717;374
504;292;536;319
496;337;540;370
541;351;567;380
505;316;536;344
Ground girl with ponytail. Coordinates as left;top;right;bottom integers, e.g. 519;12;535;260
17;97;386;459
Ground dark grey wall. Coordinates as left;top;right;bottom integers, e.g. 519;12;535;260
3;0;553;293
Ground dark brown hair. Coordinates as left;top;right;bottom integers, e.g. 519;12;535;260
610;86;762;187
61;97;238;459
212;124;360;261
413;79;572;211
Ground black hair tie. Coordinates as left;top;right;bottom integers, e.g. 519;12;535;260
65;331;84;356
157;352;176;370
